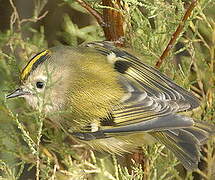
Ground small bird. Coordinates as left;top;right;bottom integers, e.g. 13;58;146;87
6;41;214;170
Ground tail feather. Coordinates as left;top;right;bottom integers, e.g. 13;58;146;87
166;129;201;159
183;127;209;145
150;130;200;170
150;122;215;170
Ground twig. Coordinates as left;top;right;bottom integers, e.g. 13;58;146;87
75;0;105;26
36;115;44;180
9;0;48;32
75;0;125;46
9;0;21;31
20;11;48;24
155;0;198;68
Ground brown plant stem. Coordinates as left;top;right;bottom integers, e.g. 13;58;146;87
75;0;125;46
155;0;198;68
102;0;125;46
75;0;105;27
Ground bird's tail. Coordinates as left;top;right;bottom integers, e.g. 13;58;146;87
150;122;215;170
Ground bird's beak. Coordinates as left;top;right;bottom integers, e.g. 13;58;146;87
6;88;30;99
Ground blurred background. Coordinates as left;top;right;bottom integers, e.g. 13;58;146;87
0;0;214;179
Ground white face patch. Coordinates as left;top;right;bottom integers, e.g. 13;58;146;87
36;75;48;82
22;72;50;111
34;74;48;85
31;74;48;92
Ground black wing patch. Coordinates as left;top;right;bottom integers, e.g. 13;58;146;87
114;60;132;74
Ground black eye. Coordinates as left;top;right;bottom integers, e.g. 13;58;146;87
36;82;45;89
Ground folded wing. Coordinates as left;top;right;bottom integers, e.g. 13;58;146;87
86;41;199;129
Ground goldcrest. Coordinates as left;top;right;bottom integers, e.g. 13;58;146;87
6;41;214;170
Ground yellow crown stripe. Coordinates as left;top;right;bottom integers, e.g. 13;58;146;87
21;50;50;81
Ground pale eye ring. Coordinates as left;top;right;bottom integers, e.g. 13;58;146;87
36;81;45;89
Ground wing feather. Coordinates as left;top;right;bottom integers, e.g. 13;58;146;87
85;41;199;127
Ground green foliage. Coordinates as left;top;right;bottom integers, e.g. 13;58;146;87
0;0;214;179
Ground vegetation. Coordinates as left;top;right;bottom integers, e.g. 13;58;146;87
0;0;214;179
